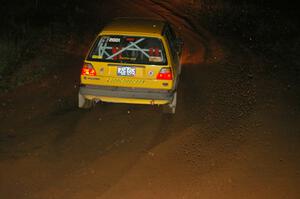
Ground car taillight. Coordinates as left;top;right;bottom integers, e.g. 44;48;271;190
156;68;172;80
81;63;96;76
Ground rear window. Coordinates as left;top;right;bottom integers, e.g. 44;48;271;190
87;35;167;65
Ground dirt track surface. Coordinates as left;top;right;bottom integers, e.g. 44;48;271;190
0;0;299;198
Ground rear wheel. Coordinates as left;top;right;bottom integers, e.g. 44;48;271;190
163;92;177;114
78;92;93;109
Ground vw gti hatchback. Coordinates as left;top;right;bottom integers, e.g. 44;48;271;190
79;18;183;113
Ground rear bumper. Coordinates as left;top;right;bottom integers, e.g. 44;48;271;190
79;85;174;102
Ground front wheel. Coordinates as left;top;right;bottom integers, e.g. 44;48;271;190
163;92;177;114
78;92;93;109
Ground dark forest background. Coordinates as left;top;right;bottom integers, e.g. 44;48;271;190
0;0;101;89
0;0;298;90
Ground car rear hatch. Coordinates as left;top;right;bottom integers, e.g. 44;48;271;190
81;35;173;90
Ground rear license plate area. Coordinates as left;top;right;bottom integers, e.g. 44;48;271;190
117;66;136;76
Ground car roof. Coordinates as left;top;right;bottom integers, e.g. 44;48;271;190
99;18;167;37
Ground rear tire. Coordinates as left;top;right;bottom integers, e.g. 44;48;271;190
163;92;177;114
78;92;93;109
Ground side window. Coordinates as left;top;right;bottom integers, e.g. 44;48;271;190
168;25;177;41
165;27;177;60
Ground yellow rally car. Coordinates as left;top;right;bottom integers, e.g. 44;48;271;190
78;18;183;113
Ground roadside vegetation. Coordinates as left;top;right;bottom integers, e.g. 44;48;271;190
190;0;299;63
0;0;101;90
168;0;299;87
1;0;299;90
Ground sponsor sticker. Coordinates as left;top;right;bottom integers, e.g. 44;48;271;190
92;55;103;59
149;56;162;62
86;77;100;80
126;38;135;42
109;38;121;43
83;76;100;80
148;70;154;76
